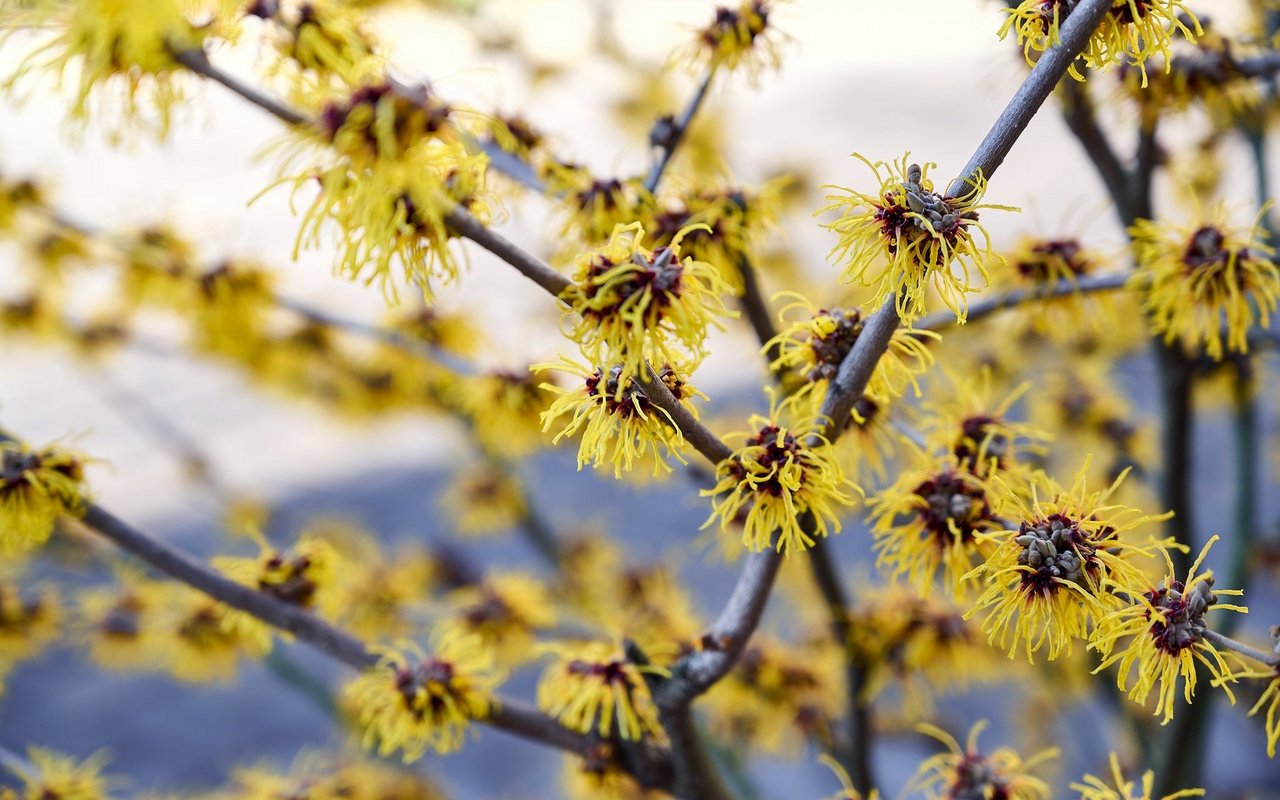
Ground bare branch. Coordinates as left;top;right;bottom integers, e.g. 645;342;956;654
444;208;572;297
915;272;1131;331
645;67;717;194
171;47;306;126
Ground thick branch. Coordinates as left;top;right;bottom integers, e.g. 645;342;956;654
444;208;572;297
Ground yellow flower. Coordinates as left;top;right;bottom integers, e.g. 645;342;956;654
562;751;666;800
7;0;203;138
965;466;1170;662
679;0;784;82
553;173;654;247
0;580;61;663
448;366;553;459
821;154;1011;324
0;440;88;554
537;359;703;479
1090;536;1245;724
702;393;859;554
870;453;1001;597
995;235;1118;339
560;222;735;381
213;530;342;620
441;465;527;536
766;293;937;399
75;577;164;672
258;0;381;95
0;174;42;233
345;629;503;762
819;752;881;799
849;585;1000;716
840;392;900;484
436;573;557;667
649;181;786;292
1000;1;1200;87
283;83;491;302
154;584;273;684
704;634;842;754
1239;662;1280;758
917;371;1046;482
907;720;1057;800
1070;752;1205;799
1131;205;1279;360
537;641;664;742
11;748;114;800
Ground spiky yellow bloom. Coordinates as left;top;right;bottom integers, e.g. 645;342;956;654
560;222;735;380
703;393;859;553
840;392;900;484
918;371;1047;480
6;0;203;137
345;629;503;762
1070;752;1205;799
908;720;1057;800
767;293;937;399
537;641;664;741
284;83;491;302
0;581;61;662
849;585;1000;714
11;748;113;800
704;634;842;753
441;465;526;536
871;454;1001;597
649;181;785;292
1239;661;1280;758
1090;536;1245;724
213;531;342;620
0;440;87;554
679;0;784;82
436;573;557;667
537;359;702;478
821;154;1011;324
1000;1;1200;87
1131;206;1279;360
965;466;1170;661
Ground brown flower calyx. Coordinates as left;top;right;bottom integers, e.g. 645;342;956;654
394;657;455;716
806;308;865;382
1014;514;1096;591
1146;575;1218;655
913;469;994;545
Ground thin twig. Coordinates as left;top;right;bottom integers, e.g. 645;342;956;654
736;255;785;381
915;272;1131;331
1202;629;1279;667
444;208;571;297
644;66;717;194
171;47;307;125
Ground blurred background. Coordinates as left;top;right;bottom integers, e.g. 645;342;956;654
1;0;1279;796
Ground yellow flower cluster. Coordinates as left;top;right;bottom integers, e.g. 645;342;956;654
907;721;1057;800
1001;1;1201;86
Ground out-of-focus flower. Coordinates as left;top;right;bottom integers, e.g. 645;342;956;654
1131;206;1278;360
213;530;343;620
436;573;556;667
907;720;1056;800
678;0;785;82
10;747;114;800
0;440;87;555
